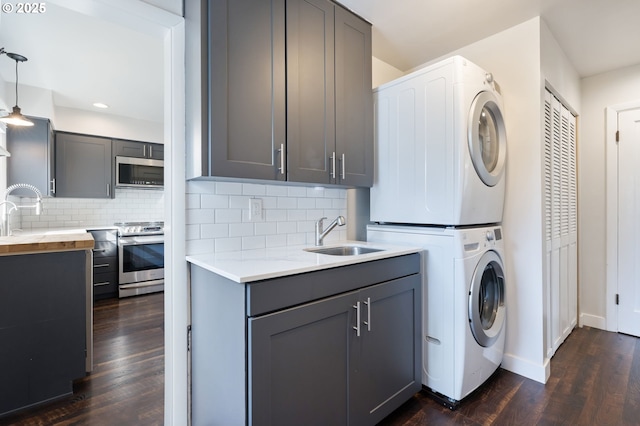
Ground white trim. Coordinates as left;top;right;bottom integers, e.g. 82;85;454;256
605;100;640;332
501;352;550;384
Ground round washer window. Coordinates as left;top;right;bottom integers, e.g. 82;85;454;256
469;250;505;347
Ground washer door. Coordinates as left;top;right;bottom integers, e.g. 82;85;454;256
468;250;505;347
467;91;507;187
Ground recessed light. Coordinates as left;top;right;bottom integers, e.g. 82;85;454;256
93;102;109;109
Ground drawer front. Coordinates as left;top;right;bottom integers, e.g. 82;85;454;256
92;241;117;258
93;256;117;274
93;271;118;298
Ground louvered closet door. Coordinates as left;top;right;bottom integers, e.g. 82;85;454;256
544;89;578;358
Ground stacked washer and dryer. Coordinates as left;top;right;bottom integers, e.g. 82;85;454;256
367;56;508;409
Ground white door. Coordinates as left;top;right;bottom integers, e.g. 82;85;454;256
617;108;640;336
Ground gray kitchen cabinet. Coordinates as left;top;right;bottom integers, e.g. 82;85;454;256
88;229;118;300
186;0;286;181
287;0;373;187
190;253;421;425
55;132;113;199
0;250;90;416
113;139;164;160
249;274;420;426
186;0;372;187
6;116;55;196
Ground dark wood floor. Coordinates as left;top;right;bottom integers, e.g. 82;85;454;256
2;293;639;425
382;326;640;425
0;293;164;426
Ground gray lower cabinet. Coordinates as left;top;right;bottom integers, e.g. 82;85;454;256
6;116;55;196
88;229;118;300
113;139;164;160
55;132;113;198
0;250;89;416
249;275;419;426
190;253;421;426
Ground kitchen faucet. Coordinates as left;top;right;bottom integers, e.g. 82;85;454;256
1;183;43;236
315;215;346;246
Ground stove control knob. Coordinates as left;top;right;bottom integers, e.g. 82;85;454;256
486;231;495;242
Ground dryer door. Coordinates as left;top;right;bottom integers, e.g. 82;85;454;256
467;91;507;187
468;250;505;347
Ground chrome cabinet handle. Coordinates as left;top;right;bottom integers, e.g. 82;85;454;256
94;263;110;268
341;153;346;180
50;178;56;194
278;143;286;175
353;301;361;337
106;184;110;197
143;144;147;157
94;281;111;287
331;152;336;179
148;145;153;158
363;297;371;332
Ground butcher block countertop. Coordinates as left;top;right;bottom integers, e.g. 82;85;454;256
0;232;95;256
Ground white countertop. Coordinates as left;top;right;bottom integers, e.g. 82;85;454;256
186;241;422;283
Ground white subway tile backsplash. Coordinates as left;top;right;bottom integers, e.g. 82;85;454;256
8;188;163;231
185;180;347;255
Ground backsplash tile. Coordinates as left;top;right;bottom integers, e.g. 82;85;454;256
7;188;164;231
185;181;348;255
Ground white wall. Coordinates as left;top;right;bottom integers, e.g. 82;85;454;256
372;56;403;88
580;63;640;328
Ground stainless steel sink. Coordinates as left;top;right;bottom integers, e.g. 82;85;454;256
304;245;384;256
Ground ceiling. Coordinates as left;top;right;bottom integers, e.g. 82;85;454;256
1;0;639;124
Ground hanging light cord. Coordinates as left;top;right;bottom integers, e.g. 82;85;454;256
13;56;19;107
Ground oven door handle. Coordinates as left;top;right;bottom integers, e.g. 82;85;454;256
118;236;165;245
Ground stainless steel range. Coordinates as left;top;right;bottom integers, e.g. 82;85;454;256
115;221;164;298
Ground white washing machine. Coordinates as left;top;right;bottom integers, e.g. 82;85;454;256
371;55;507;226
367;224;506;408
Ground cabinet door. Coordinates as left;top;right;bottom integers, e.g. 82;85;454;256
335;6;373;187
114;139;145;158
249;290;356;426
55;132;113;198
351;275;422;425
286;0;335;184
114;140;164;160
6;117;55;196
148;143;164;160
208;0;286;181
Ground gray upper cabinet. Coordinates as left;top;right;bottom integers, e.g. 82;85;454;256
335;5;373;187
186;0;286;181
186;0;372;187
55;132;113;199
286;0;336;184
113;139;164;160
287;0;373;186
6;117;55;197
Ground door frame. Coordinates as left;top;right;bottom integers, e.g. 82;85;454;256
48;1;187;423
605;100;640;332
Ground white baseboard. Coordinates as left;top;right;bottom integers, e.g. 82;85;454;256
501;352;550;384
579;313;607;330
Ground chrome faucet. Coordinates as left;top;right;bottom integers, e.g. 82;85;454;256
315;215;346;246
1;183;43;236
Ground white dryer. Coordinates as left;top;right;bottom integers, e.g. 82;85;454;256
371;55;507;226
367;224;506;408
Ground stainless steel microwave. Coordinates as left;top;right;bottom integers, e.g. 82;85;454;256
115;156;164;189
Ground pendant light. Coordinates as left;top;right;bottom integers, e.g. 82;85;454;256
0;48;33;127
